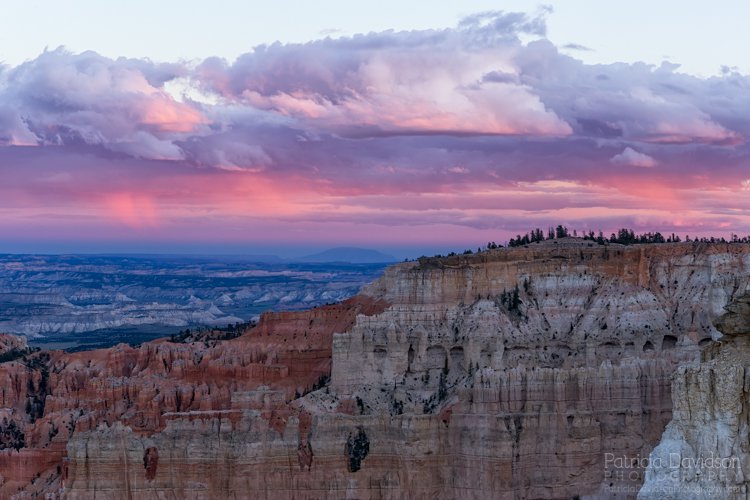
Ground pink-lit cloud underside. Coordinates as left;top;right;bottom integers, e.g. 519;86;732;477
1;10;750;249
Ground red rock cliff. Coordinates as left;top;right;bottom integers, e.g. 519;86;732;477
1;241;749;499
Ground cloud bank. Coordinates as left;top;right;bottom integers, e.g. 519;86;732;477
1;10;750;250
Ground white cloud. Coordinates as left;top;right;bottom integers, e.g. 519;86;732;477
610;147;658;168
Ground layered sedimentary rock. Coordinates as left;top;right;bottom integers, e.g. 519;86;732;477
0;297;386;498
0;241;749;498
325;242;746;499
639;294;750;499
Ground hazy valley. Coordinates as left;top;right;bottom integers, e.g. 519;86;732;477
0;253;390;350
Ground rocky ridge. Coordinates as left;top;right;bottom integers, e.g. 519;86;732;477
0;241;747;498
639;294;750;499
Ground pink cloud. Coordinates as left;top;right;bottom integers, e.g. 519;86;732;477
0;49;207;159
1;12;750;250
139;98;207;133
610;147;658;168
105;192;159;228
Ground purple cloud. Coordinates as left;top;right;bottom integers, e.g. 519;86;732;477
610;147;658;167
0;49;203;159
1;10;750;248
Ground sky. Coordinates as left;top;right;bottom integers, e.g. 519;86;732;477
1;2;749;257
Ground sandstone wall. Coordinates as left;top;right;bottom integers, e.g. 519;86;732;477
639;295;750;499
1;242;749;498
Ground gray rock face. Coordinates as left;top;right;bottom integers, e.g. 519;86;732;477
326;243;750;498
639;293;750;499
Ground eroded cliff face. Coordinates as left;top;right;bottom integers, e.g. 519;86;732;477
0;297;387;498
327;242;747;499
639;295;750;499
1;241;749;499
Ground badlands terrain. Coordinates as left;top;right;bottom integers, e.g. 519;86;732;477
0;240;748;498
0;254;388;349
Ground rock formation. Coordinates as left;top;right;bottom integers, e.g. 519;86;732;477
0;241;748;498
639;294;750;499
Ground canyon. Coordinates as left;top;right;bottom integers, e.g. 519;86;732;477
0;254;386;348
0;240;748;498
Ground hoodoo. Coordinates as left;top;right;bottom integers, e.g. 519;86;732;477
0;241;749;498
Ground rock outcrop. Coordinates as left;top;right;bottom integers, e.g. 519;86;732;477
0;241;748;498
639;294;750;499
0;296;387;498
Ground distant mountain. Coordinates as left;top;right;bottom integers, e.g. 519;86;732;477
297;247;397;263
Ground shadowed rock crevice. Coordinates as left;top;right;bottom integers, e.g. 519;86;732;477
143;446;158;481
0;418;25;451
346;426;370;472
